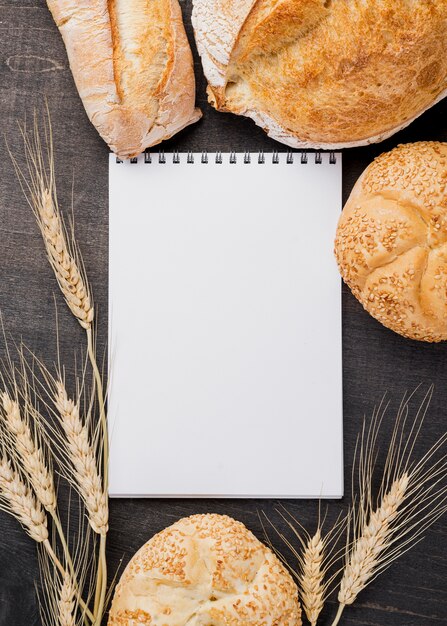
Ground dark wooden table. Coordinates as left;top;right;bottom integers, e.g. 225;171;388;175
1;2;447;625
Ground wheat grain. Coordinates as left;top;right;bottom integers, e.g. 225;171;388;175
36;187;93;329
58;574;77;626
338;473;409;606
1;391;56;513
54;381;108;536
299;529;325;625
0;456;48;542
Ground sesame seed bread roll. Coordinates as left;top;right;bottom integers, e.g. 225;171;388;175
108;514;302;626
46;0;201;158
335;142;447;342
192;0;447;149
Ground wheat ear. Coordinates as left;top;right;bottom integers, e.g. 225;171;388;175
12;110;109;625
1;391;56;513
53;381;108;536
0;449;95;623
299;529;326;625
37;187;93;330
338;473;408;607
58;573;77;626
13;112;109;625
0;455;48;542
38;529;93;626
9;116;94;330
331;388;447;626
262;507;346;626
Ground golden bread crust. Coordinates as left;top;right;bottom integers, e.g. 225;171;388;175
47;0;201;158
335;142;447;342
108;513;302;626
193;0;447;148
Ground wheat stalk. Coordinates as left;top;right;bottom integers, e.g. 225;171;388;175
0;455;48;543
53;381;108;537
11;112;109;625
1;391;56;513
7;109;110;624
331;388;447;626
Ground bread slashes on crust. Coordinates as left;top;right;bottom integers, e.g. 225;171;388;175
192;0;447;149
335;142;447;342
47;0;201;158
108;513;302;626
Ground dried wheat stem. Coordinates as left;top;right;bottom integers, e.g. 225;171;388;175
86;329;108;493
1;392;56;513
54;382;108;536
37;187;93;330
0;456;48;542
338;473;409;607
330;603;345;626
93;534;108;626
86;328;109;623
300;530;325;626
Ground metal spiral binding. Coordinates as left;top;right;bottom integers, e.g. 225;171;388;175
116;150;338;165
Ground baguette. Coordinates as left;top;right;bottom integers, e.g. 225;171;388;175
47;0;201;158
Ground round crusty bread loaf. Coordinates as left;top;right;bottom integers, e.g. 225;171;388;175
108;513;302;626
192;0;447;149
47;0;201;159
335;142;447;342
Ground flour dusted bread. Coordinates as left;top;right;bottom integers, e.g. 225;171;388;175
47;0;201;158
192;0;447;149
335;142;447;342
108;513;302;626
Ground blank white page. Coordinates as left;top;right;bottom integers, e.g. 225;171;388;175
109;152;343;497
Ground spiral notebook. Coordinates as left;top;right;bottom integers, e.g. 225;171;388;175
108;151;343;497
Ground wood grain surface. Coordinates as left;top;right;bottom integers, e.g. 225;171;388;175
1;1;447;625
